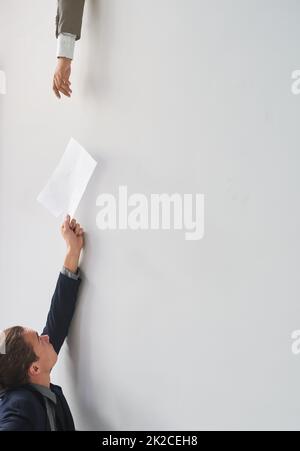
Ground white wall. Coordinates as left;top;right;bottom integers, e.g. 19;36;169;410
1;0;300;431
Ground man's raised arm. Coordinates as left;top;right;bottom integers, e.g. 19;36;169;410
42;216;84;355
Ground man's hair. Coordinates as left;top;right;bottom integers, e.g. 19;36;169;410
0;326;38;390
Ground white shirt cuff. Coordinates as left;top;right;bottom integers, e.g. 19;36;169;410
56;33;76;60
61;267;80;281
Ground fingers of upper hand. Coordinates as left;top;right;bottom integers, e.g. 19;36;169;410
53;79;61;98
53;73;72;97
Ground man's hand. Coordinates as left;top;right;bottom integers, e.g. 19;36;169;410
61;215;84;272
53;57;72;99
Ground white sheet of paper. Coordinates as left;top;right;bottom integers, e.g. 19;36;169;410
37;138;97;217
0;70;6;94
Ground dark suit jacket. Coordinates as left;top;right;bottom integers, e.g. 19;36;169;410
0;273;81;431
56;0;86;40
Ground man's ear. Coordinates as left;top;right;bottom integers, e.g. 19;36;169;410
28;362;40;378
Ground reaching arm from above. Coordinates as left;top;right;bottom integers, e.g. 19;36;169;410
53;0;86;98
56;0;86;41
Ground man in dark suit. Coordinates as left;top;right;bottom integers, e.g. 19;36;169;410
53;0;86;99
0;216;84;431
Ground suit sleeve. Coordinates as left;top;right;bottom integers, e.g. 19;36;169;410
0;415;33;431
0;400;35;431
42;273;81;355
56;0;86;40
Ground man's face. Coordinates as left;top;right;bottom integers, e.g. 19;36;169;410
23;329;58;375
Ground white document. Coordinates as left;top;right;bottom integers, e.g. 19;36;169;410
37;138;97;217
0;70;6;94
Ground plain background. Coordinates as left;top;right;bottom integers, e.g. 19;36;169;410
1;0;300;431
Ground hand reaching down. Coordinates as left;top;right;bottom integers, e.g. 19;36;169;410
53;57;72;98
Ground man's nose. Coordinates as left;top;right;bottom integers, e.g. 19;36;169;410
41;335;50;343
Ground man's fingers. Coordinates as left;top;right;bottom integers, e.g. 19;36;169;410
58;86;71;97
54;74;72;97
62;216;82;234
54;76;62;92
53;80;61;99
60;78;72;91
72;222;85;237
64;79;72;90
75;224;81;235
54;77;62;97
61;215;71;231
63;82;72;94
53;86;60;98
56;81;71;97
